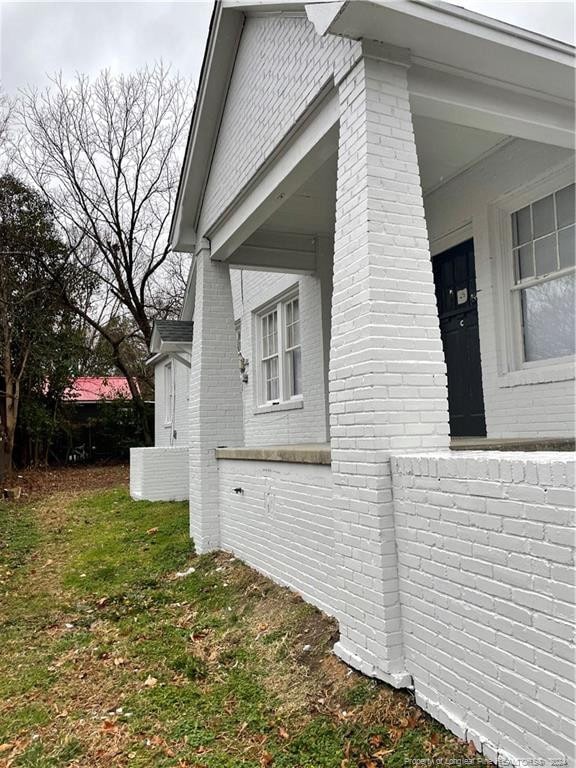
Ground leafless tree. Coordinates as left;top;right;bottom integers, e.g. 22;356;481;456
0;91;10;141
13;64;194;442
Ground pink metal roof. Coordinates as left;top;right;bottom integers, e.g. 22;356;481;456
63;376;135;403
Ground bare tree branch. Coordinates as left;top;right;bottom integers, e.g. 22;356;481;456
11;64;195;443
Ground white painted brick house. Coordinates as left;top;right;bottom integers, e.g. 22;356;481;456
131;2;576;764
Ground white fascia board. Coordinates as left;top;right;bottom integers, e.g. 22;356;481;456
223;0;306;11
146;349;191;368
146;352;167;368
209;89;339;262
180;253;198;322
150;325;162;354
169;5;244;252
306;0;575;105
304;1;346;35
409;65;576;149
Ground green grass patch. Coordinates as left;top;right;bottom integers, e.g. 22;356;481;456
0;473;489;768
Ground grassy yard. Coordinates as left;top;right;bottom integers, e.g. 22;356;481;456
0;468;484;768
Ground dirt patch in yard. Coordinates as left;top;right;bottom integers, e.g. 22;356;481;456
8;463;129;500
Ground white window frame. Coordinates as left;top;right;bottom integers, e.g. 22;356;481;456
490;163;575;388
254;287;304;411
164;361;174;425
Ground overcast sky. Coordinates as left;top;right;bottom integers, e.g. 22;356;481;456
0;0;573;95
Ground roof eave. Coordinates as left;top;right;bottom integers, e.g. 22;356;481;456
169;2;245;253
306;0;575;104
307;0;574;61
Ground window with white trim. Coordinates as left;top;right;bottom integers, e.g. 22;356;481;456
257;292;302;405
511;183;575;363
164;361;173;424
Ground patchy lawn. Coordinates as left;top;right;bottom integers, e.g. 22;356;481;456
0;467;485;768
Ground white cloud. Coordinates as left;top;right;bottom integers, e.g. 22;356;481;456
0;0;212;93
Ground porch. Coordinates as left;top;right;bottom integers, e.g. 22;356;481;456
203;104;574;449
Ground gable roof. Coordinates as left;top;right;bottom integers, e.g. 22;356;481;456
150;320;194;354
153;320;194;343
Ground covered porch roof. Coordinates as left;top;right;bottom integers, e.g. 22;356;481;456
216;113;513;274
169;0;575;257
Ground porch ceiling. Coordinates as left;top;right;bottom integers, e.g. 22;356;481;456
257;116;508;240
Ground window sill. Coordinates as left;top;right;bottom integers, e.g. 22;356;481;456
498;360;575;388
253;399;304;416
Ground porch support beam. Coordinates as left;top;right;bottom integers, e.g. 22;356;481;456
409;65;575;149
208;90;339;262
189;240;244;553
330;53;450;687
228;230;317;273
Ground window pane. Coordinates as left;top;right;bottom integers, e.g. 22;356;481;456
286;348;302;397
522;273;575;362
532;194;555;238
262;310;278;358
265;356;279;401
556;184;575;228
512;206;532;247
515;243;534;282
270;312;278;354
534;234;557;276
559;224;575;270
292;348;302;396
285;298;299;349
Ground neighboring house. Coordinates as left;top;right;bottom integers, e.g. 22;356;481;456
62;376;147;461
131;2;575;765
147;320;194;448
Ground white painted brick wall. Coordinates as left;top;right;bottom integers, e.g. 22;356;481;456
189;246;244;552
199;15;360;233
130;446;188;501
216;450;575;764
425;139;575;439
328;52;450;686
230;268;329;445
154;356;190;447
218;459;337;616
392;451;576;766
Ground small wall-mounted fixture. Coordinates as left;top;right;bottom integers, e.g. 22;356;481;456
233;487;244;495
239;354;249;384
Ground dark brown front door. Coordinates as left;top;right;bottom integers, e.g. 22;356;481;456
433;239;486;438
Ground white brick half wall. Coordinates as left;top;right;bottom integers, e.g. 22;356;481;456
215;451;575;766
218;459;337;617
130;447;189;501
392;452;576;767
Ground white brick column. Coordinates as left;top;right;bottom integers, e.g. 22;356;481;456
330;52;450;686
189;241;244;553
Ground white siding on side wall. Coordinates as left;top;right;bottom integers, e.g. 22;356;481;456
425;138;575;439
230;268;329;446
199;15;360;233
154;355;191;447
